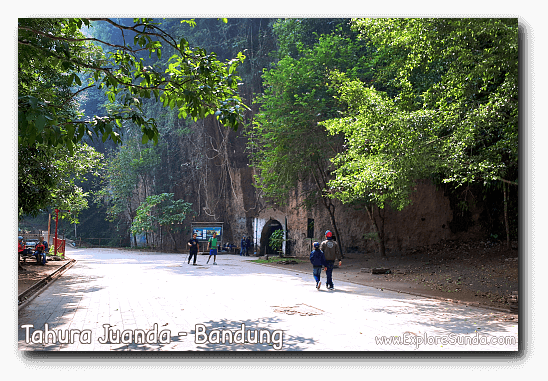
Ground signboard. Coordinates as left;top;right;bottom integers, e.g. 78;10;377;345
307;218;314;239
192;226;222;242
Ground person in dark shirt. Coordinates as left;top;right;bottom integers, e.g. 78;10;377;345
309;242;327;290
320;230;342;290
245;236;251;256
187;233;200;265
240;236;246;256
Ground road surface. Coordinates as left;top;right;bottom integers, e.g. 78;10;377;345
18;247;519;352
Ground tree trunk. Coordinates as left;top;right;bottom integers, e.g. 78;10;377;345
166;227;177;252
365;203;387;257
325;199;344;258
376;205;387;257
503;182;510;248
312;163;344;258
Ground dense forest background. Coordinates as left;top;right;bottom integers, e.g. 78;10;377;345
18;18;518;255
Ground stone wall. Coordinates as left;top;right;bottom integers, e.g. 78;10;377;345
250;179;456;258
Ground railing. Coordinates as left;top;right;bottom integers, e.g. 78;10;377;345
53;238;66;258
75;238;127;248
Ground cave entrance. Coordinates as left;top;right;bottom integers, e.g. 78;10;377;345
259;219;283;256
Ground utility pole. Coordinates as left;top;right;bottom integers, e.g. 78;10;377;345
54;209;59;256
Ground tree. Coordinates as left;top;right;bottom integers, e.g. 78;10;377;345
351;18;518;186
50;144;104;223
248;23;371;256
96;138;160;238
18;143;103;222
269;229;288;257
18;145;56;218
18;18;248;150
322;18;518;249
130;193;192;249
18;18;249;219
17;144;102;268
322;74;439;256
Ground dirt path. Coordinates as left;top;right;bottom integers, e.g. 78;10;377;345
260;239;519;316
18;257;72;295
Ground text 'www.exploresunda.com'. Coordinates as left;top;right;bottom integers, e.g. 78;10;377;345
375;332;516;349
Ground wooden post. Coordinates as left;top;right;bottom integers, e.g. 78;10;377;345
47;214;51;246
54;209;59;256
503;182;510;248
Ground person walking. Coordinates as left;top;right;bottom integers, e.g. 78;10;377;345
207;232;219;265
187;233;200;265
240;236;246;256
320;230;342;290
310;242;327;290
245;236;251;256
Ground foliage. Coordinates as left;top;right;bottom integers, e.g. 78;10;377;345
88;18;277;241
18;143;103;222
323;18;518;210
130;193;192;237
248;29;370;205
248;20;372;256
352;18;519;187
97;138;160;226
322;73;439;211
18;18;248;151
51;144;104;222
268;229;286;253
18;145;56;217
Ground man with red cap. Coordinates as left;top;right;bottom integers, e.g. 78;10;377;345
320;230;342;290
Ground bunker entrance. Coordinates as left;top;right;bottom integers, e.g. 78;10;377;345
259;219;283;256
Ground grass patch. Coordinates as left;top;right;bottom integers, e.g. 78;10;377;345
251;257;305;264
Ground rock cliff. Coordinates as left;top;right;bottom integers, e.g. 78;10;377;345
165;114;482;259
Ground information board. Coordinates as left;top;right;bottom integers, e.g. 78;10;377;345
192;226;222;242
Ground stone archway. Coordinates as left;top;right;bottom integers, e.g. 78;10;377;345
259;219;283;256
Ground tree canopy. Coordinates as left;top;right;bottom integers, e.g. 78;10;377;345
18;18;248;151
130;193;193;248
18;18;249;220
323;18;518;208
248;21;372;252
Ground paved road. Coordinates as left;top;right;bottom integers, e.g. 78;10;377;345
18;248;519;352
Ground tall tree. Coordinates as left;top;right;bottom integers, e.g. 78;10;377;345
350;18;518;187
96;138;159;236
130;193;192;249
322;74;439;256
249;21;372;255
323;18;518;249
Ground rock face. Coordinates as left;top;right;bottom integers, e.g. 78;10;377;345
279;179;455;258
163;115;466;259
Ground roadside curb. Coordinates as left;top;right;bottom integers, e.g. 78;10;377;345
18;258;77;310
252;261;518;317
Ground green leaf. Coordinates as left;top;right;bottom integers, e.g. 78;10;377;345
35;114;46;132
179;37;188;49
73;74;82;86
